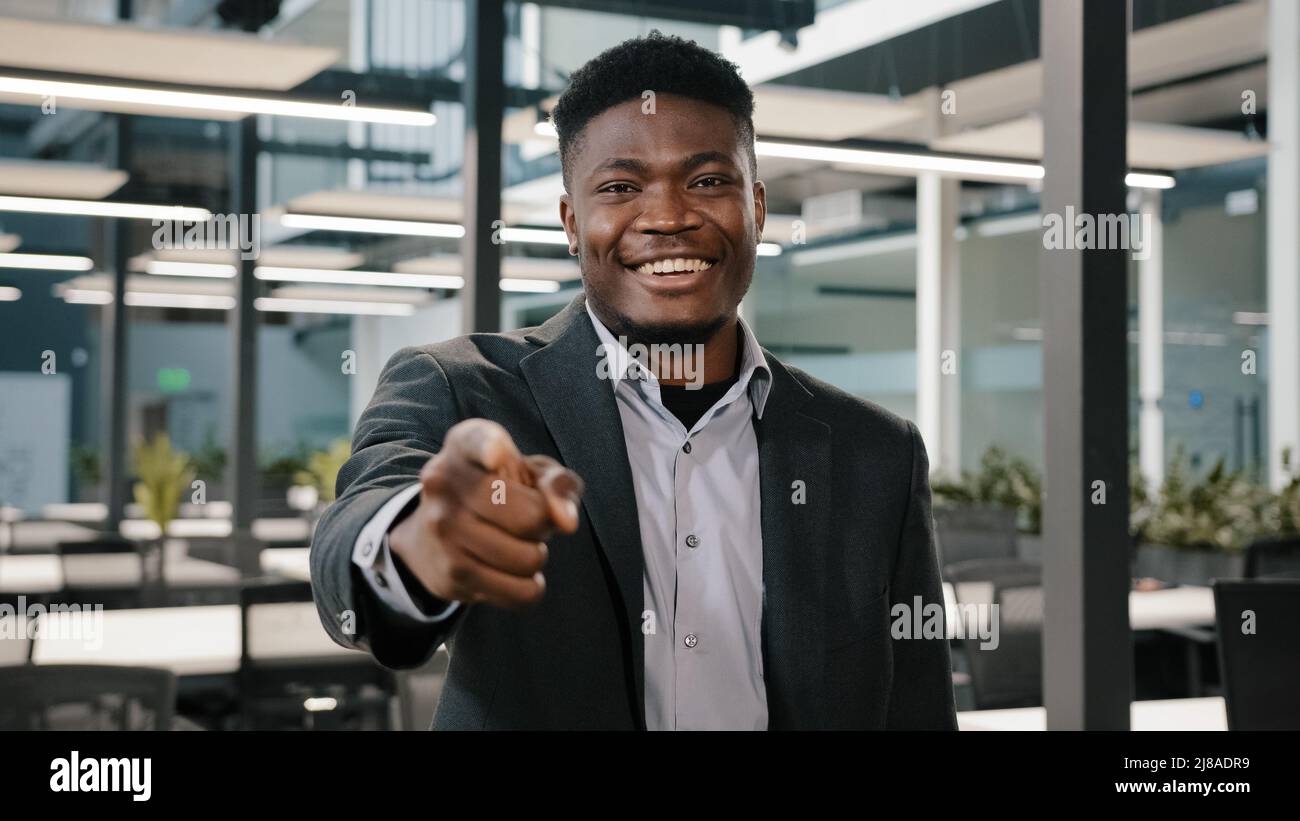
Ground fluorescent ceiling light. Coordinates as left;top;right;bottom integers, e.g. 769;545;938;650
254;297;416;316
499;227;569;245
61;288;114;305
62;288;234;310
0;286;20;301
282;214;574;247
500;278;560;293
0;194;210;221
757;242;782;257
792;233;918;266
755;140;1175;189
255;266;464;289
125;292;235;310
0;75;436;126
0;252;94;271
280;213;465;238
757;140;1044;182
1123;172;1176;190
145;260;236;278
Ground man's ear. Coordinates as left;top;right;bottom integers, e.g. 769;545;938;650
559;194;578;256
752;180;767;242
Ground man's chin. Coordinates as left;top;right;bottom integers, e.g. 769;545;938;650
604;307;729;347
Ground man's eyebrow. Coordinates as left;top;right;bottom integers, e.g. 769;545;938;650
681;151;735;171
594;157;650;175
591;152;737;176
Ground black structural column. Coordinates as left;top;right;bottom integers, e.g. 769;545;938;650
461;0;505;333
102;0;133;531
1040;0;1133;729
228;114;260;577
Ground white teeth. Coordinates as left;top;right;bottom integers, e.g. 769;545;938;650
632;258;713;275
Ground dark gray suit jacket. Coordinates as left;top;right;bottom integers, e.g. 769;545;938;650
310;295;958;730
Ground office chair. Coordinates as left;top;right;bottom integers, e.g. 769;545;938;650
945;558;1043;710
239;578;395;730
58;537;146;609
1213;579;1300;730
1244;536;1300;579
933;506;1019;568
0;664;175;730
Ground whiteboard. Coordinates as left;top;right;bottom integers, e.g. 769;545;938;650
0;372;71;513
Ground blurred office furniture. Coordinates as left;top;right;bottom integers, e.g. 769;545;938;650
0;595;33;666
0;664;175;730
239;578;394;730
260;546;311;581
1245;536;1300;579
32;602;359;674
933;507;1018;568
1213;579;1300;730
59;537;144;609
946;558;1043;709
958;696;1227;731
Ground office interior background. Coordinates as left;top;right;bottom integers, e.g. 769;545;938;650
0;0;1298;732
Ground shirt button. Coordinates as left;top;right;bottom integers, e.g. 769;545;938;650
685;534;700;549
361;540;375;558
682;441;692;454
373;572;388;588
684;633;698;648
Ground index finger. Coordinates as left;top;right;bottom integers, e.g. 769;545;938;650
444;419;528;484
524;454;584;534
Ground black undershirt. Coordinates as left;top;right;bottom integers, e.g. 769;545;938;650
658;375;740;431
657;330;745;430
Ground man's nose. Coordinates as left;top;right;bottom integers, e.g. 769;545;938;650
633;187;703;235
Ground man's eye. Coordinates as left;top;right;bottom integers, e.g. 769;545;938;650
599;183;637;194
694;176;726;188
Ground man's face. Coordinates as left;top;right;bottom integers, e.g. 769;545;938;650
559;93;766;345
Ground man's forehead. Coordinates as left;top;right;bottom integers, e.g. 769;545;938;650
574;97;744;175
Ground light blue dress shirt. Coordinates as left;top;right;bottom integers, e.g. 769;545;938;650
352;305;773;730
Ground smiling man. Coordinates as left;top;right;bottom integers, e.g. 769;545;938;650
311;32;957;730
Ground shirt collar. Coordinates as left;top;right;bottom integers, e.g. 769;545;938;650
585;300;772;419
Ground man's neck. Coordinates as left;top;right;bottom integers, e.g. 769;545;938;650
588;303;740;387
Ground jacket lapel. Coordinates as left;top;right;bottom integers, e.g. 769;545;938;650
519;296;648;729
755;353;832;729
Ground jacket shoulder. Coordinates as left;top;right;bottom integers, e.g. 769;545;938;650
388;326;540;377
779;360;917;452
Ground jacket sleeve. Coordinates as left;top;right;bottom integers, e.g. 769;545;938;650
309;346;467;669
886;421;960;729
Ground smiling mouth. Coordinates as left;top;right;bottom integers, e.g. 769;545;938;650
625;257;717;276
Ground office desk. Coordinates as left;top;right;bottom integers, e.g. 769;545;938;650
941;582;1215;636
118;517;311;543
0;553;241;594
31;602;363;676
958;696;1227;731
261;547;311;582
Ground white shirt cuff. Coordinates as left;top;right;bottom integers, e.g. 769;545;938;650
351;482;462;623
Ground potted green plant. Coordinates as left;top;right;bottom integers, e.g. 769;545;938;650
1130;449;1269;585
931;446;1042;561
132;433;195;579
292;439;351;520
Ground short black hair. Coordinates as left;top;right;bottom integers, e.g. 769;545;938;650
549;31;756;192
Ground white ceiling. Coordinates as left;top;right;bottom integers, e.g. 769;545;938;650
0;160;126;198
931;117;1269;170
0;16;338;90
